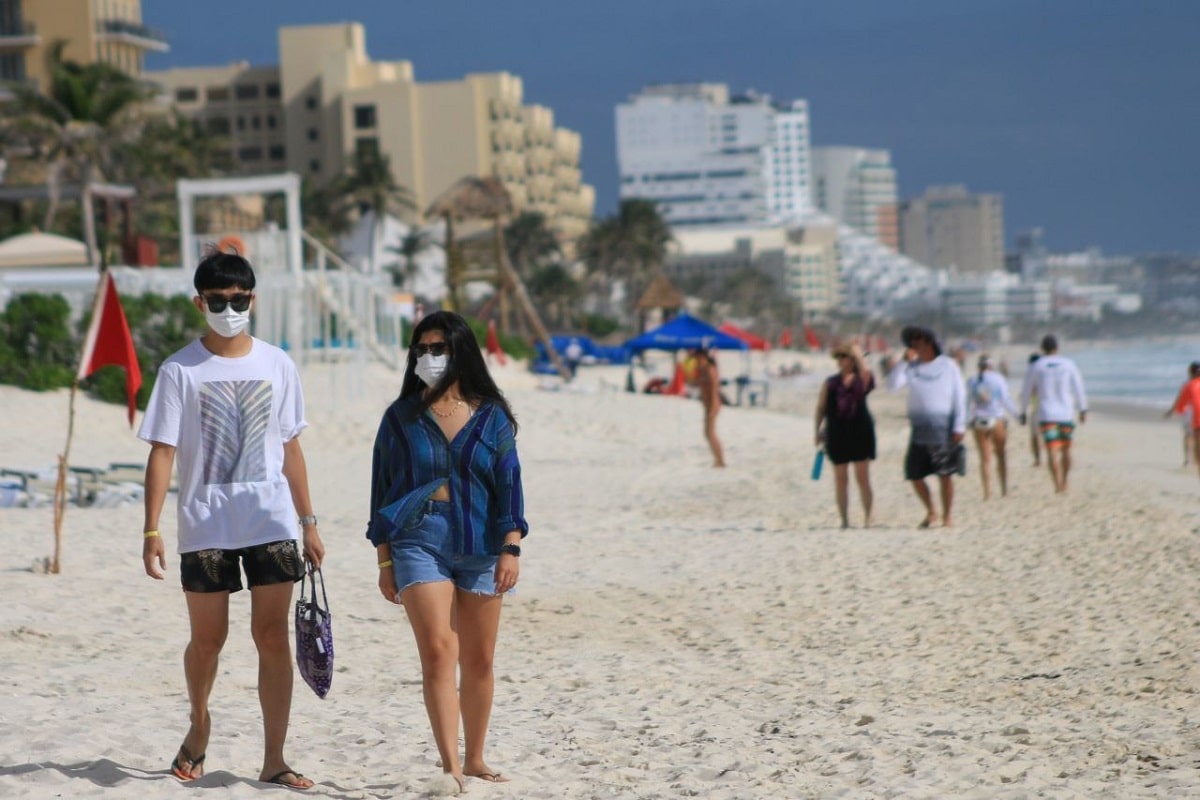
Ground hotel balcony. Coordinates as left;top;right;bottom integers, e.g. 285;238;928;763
96;18;169;52
0;21;40;49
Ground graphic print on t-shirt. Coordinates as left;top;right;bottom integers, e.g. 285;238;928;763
199;380;272;484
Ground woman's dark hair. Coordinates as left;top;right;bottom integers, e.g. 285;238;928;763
400;311;517;432
194;249;256;293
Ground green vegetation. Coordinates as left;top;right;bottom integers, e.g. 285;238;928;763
0;291;205;408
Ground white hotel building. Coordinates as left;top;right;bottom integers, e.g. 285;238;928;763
615;84;813;227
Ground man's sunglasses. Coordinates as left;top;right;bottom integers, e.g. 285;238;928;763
412;342;450;357
203;293;253;313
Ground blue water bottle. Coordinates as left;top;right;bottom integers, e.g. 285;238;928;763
810;449;825;480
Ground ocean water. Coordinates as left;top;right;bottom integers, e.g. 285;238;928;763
1064;338;1200;409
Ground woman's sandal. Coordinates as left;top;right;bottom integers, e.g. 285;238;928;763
171;745;206;781
468;771;509;783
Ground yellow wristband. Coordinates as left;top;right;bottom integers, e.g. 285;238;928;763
378;560;393;569
143;530;160;539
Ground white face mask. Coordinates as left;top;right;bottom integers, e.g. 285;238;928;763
415;353;449;387
205;304;252;338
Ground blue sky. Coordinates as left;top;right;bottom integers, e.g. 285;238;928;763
144;0;1199;255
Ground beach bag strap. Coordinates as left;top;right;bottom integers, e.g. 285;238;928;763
302;563;329;614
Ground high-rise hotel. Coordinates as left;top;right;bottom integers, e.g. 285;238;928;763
615;83;812;227
146;23;594;242
0;0;168;90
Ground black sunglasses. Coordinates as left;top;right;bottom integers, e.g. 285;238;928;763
412;342;450;357
203;293;253;313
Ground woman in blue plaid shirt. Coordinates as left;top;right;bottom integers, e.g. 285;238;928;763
367;311;527;792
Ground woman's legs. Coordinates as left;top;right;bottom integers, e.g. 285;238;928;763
972;426;993;499
833;462;850;528
401;581;463;781
992;420;1009;496
455;590;506;779
852;460;874;526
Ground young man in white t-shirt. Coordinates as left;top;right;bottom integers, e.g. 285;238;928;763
138;251;325;790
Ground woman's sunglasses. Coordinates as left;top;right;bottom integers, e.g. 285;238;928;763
412;342;450;357
203;293;253;313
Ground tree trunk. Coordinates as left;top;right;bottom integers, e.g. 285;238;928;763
81;163;99;266
493;220;569;380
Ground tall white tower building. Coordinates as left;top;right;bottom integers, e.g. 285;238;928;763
615;84;812;227
812;146;898;248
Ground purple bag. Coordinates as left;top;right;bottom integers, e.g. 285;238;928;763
295;566;334;699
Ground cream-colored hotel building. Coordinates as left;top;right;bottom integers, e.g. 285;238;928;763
0;0;168;89
145;22;595;241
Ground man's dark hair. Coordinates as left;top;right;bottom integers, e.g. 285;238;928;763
1189;361;1200;378
400;311;517;432
1041;334;1058;354
194;250;257;293
900;325;943;357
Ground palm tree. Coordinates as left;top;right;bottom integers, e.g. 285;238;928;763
384;227;435;290
527;262;581;329
505;211;561;279
326;150;415;274
108;111;230;262
1;42;145;261
577;199;673;319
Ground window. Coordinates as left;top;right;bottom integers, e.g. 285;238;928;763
238;146;263;161
175;87;198;103
207;116;231;135
265;83;281;99
237;116;245;131
206;86;229;101
0;53;24;82
252;115;261;130
235;84;259;100
309;159;320;173
269;145;286;160
354;104;377;129
307;128;319;141
267;114;276;129
355;137;380;161
306;95;318;110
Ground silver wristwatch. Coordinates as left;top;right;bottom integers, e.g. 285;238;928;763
298;515;318;527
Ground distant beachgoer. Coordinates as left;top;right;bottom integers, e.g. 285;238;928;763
967;354;1020;499
1025;353;1042;466
887;326;968;528
564;338;584;380
1164;361;1200;474
694;349;726;467
138;250;324;790
814;343;875;528
1020;335;1088;493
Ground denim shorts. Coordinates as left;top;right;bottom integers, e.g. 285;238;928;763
390;500;503;596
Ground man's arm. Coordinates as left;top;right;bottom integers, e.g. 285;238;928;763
282;437;325;568
1072;363;1089;424
142;442;175;579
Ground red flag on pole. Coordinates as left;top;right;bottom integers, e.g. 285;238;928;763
779;327;794;349
485;319;506;366
803;323;821;351
77;271;142;426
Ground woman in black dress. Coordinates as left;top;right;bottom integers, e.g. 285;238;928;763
814;343;876;528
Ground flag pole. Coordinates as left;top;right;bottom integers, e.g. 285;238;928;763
52;268;110;574
51;379;79;574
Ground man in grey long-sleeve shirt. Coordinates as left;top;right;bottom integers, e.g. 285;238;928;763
887;326;968;528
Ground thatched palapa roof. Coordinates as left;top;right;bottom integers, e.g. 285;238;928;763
425;176;513;221
635;273;684;311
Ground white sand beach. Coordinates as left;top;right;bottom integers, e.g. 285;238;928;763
2;351;1199;798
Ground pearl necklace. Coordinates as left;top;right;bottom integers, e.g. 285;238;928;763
430;398;464;418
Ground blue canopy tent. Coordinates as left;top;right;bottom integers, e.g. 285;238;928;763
530;335;632;375
624;313;749;353
622;313;748;393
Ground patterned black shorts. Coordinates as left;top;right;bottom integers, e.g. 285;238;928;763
179;539;305;593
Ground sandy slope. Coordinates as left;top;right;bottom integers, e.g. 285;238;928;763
2;352;1199;798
